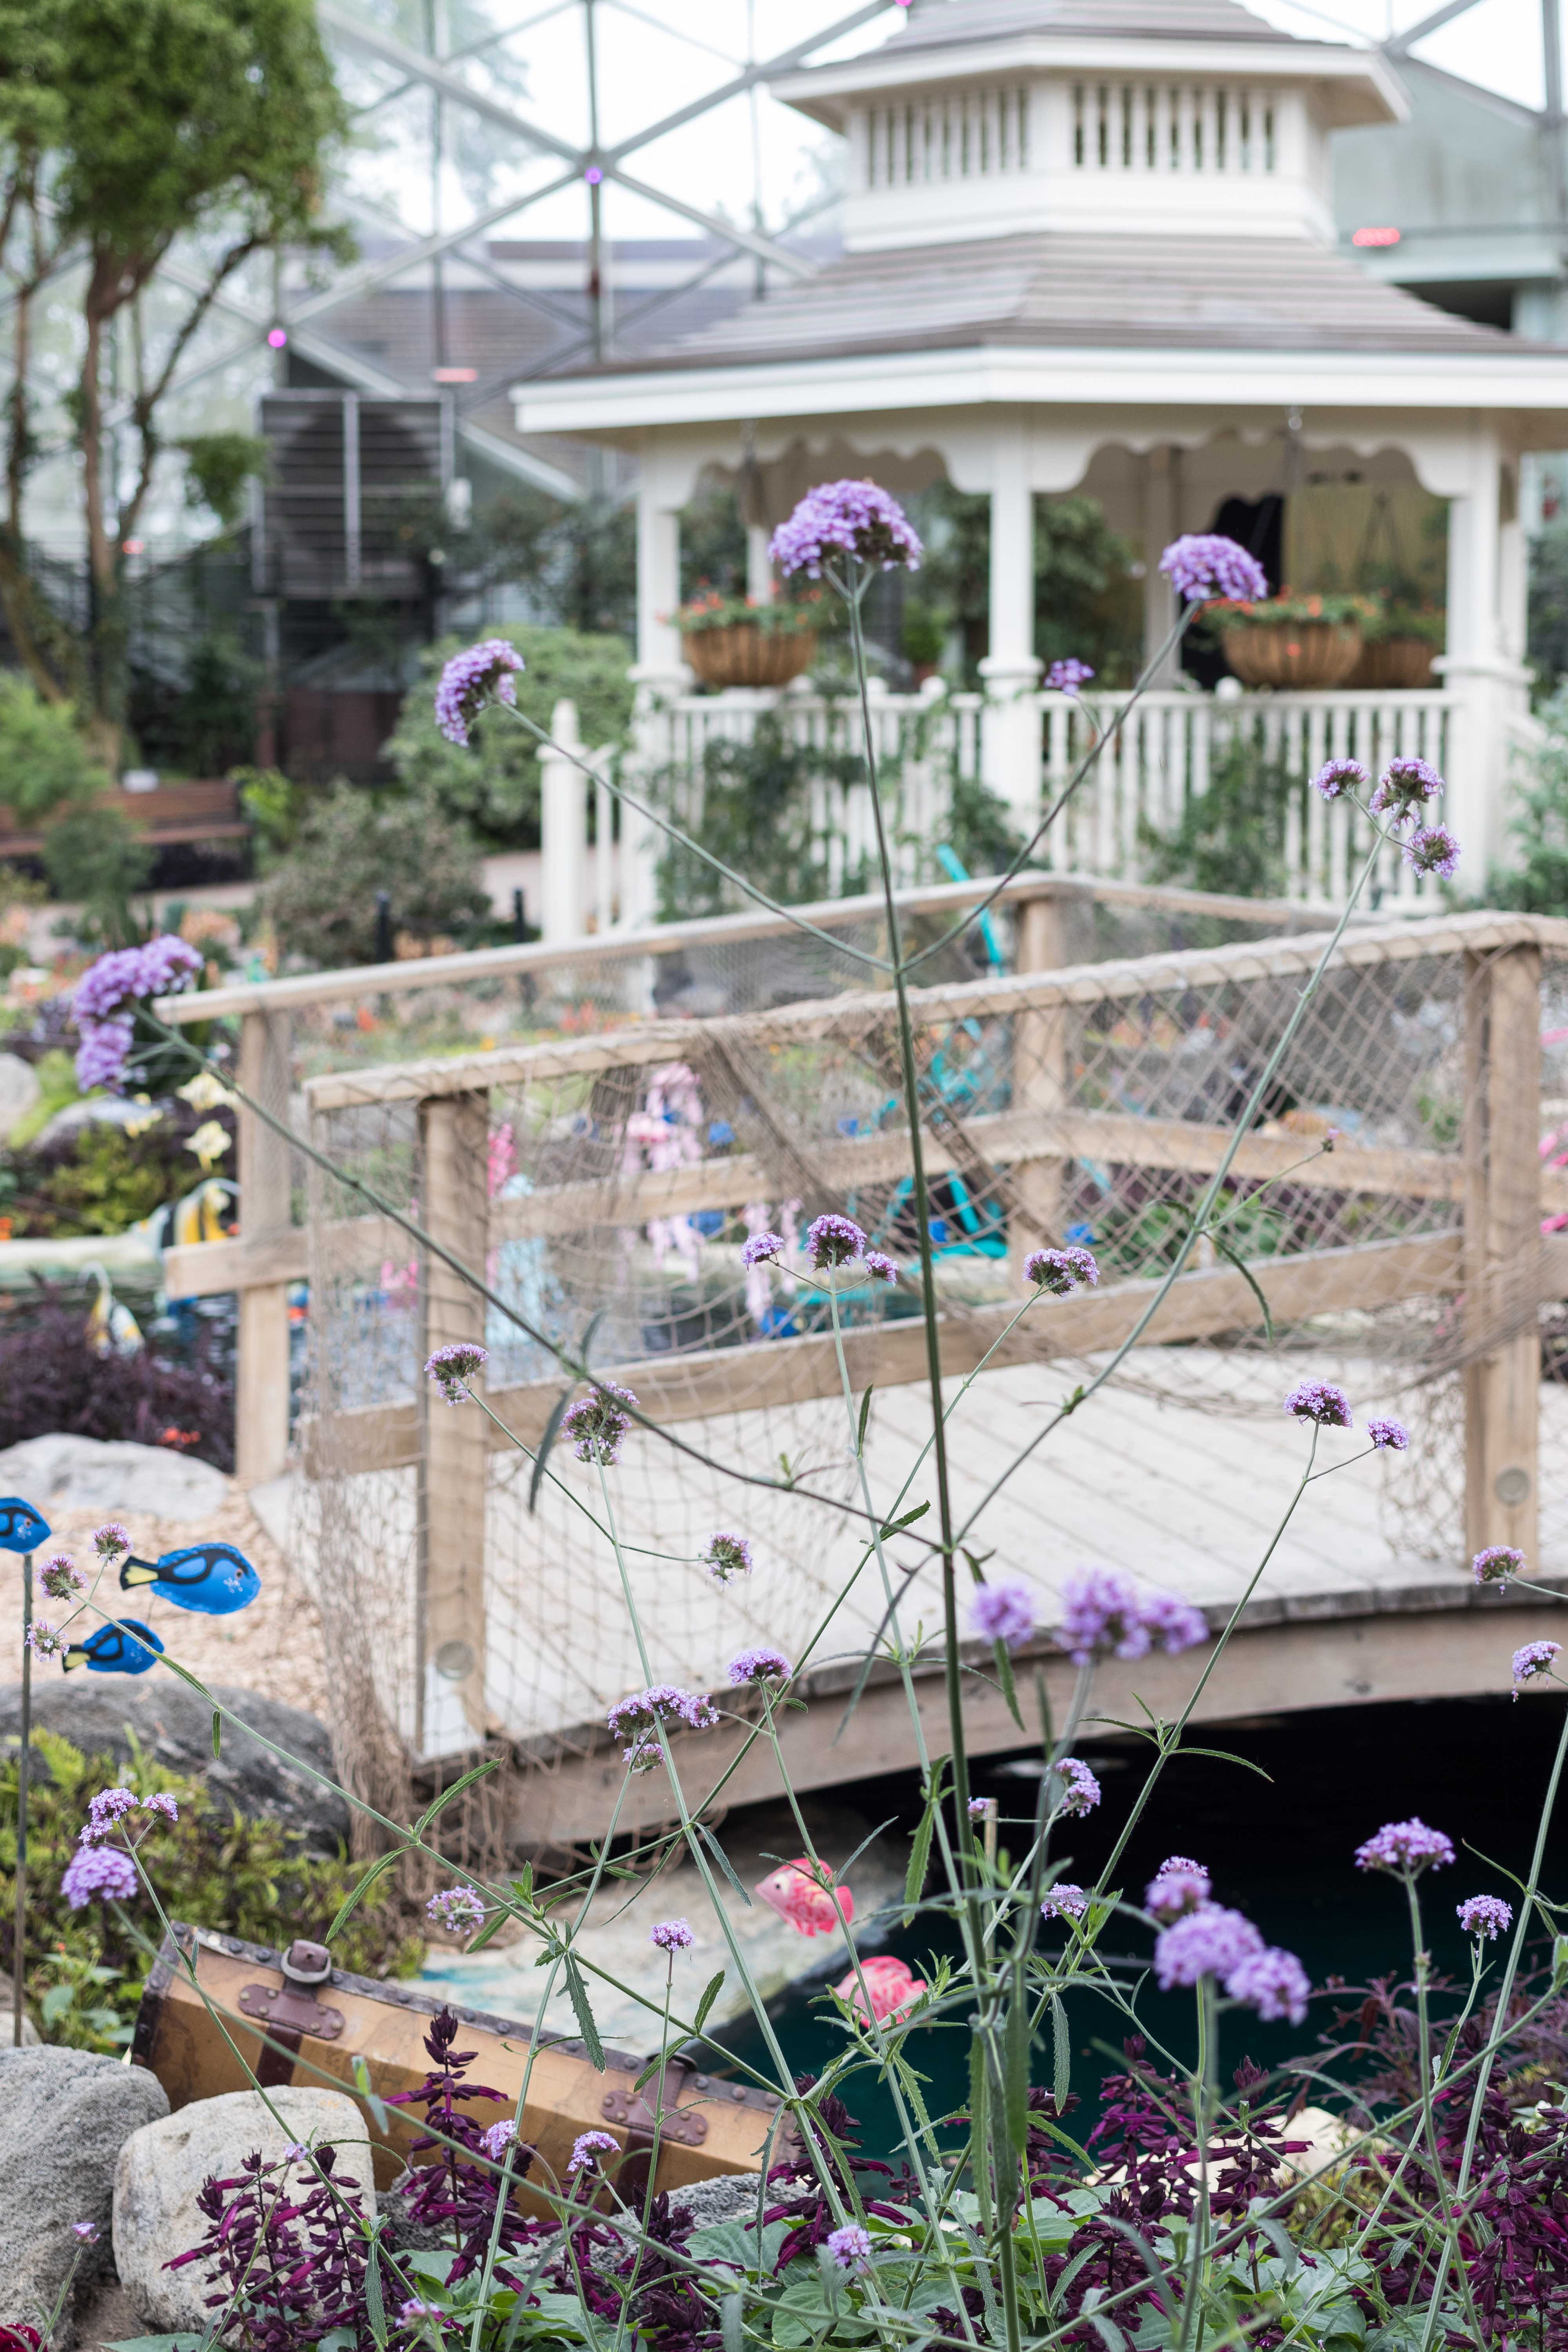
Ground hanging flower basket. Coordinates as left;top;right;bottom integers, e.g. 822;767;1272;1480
683;623;817;689
1210;593;1373;691
1344;637;1438;690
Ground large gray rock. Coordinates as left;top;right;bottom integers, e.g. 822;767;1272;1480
0;1051;40;1143
113;2088;376;2330
0;1678;349;1853
0;1432;229;1523
0;2045;169;2346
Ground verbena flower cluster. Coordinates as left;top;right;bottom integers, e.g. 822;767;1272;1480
93;1521;130;1560
73;934;202;1092
61;1844;139;1908
769;481;923;578
1457;1893;1513;1939
562;1381;638;1464
1354;1816;1455;1875
1056;1759;1100;1817
1159;534;1269;604
425;1342;488;1404
650;1917;695;1951
1154;1903;1310;2023
1057;1566;1207;1665
1042;1882;1088;1921
1514;1639;1561;1690
1475;1543;1525;1586
1145;1858;1212;1921
606;1683;718;1766
700;1530;753;1582
567;2129;618;2174
1310;755;1368;801
729;1644;792;1687
39;1552;83;1600
1045;658;1094;696
434;637;524;746
426;1886;487;1936
970;1579;1036;1650
1283;1379;1354;1428
1367;1416;1409;1451
1024;1245;1099;1296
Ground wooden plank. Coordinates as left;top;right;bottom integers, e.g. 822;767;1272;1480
234;1011;294;1486
308;1228;1472;1475
418;1092;492;1744
1464;944;1543;1561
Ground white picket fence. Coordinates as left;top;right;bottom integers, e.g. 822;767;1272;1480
537;679;1460;939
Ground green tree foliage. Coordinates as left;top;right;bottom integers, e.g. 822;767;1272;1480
0;0;349;753
0;672;109;822
263;781;493;967
1529;527;1568;701
909;484;1143;684
41;806;154;929
384;625;635;848
1492;684;1568;913
1139;731;1303;899
655;714;866;918
179;431;270;533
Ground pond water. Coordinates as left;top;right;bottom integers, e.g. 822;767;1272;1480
702;1693;1566;2161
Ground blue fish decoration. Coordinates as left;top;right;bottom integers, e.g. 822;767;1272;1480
118;1541;260;1617
63;1618;165;1676
0;1496;51;1555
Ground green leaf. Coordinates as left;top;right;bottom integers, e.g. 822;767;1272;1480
564;1954;605;2069
877;1500;929;1541
1211;1232;1274;1345
463;1901;516;1956
103;2339;204;2352
1179;1746;1274;1780
413;1759;501;1838
720;2295;745;2352
904;1761;945;1923
697;1818;752;1908
529;1386;575;1516
325;1849;401;1943
512;1863;534;1907
1003;1992;1029;2157
693;1968;727;2036
991;1637;1024;1733
1051;1992;1071;2116
211;1710;221;1759
365;2241;388;2348
856;1385;875;1456
351;2051;389;2135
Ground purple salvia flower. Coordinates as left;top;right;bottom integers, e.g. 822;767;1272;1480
1283;1380;1353;1429
1226;1944;1311;2025
1367;1417;1409;1452
770;481;922;579
1041;1882;1088;1920
1355;1817;1455;1874
1140;1590;1209;1655
426;1886;487;1935
1514;1639;1561;1691
1146;1865;1211;1922
806;1212;867;1269
25;1619;65;1658
1310;756;1368;802
862;1249;899;1284
1154;1903;1264;1989
1024;1245;1099;1297
61;1845;138;1907
568;2129;619;2173
1457;1893;1513;1940
1045;658;1094;696
1404;823;1461;880
93;1522;131;1561
425;1342;488;1405
701;1531;753;1583
650;1917;695;1951
1370;754;1444;827
1474;1544;1525;1587
434;637;524;748
561;1381;637;1465
1056;1759;1100;1817
970;1579;1036;1650
1058;1566;1149;1664
741;1230;784;1268
1159;534;1269;604
825;2222;873;2271
728;1645;792;1687
39;1553;83;1601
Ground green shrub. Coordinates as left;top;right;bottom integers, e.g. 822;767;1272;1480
383;624;635;848
1493;684;1568;913
1;1727;422;2053
41;804;154;920
263;781;493;967
1139;730;1303;900
0;676;109;825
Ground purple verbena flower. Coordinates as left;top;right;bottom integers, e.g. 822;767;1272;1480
1283;1380;1353;1430
606;1684;719;1739
399;2303;445;2326
568;2129;619;2173
967;1797;990;1818
1310;757;1368;802
650;1917;695;1951
39;1553;83;1601
25;1619;65;1658
728;1644;792;1687
862;1249;899;1284
701;1531;753;1583
70;2219;100;2242
1514;1639;1561;1691
561;1381;637;1465
426;1886;487;1936
1024;1245;1099;1297
83;1786;140;1838
141;1791;178;1823
73;1016;135;1095
93;1522;130;1561
481;2119;518;2161
1140;1589;1209;1656
1226;1944;1311;2025
806;1212;867;1269
1355;1817;1455;1875
1457;1893;1513;1940
1159;534;1268;604
970;1579;1036;1650
1367;1417;1409;1452
1041;1882;1088;1921
61;1845;138;1908
1370;755;1444;828
1160;1855;1203;1875
434;637;524;748
73;936;202;1095
425;1342;488;1405
1474;1544;1524;1587
1045;658;1094;697
1404;824;1461;881
1146;1865;1211;1922
1154;1903;1264;1989
1056;1759;1100;1817
770;482;922;580
623;1737;663;1773
741;1230;784;1268
1058;1566;1149;1664
825;2222;873;2272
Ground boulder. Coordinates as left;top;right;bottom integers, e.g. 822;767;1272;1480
0;1678;349;1853
0;2005;42;2046
0;1432;229;1523
0;1051;40;1143
113;2087;376;2330
0;2044;169;2347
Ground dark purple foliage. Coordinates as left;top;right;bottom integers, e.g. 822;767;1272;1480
166;2145;373;2350
386;2005;539;2280
0;1294;234;1470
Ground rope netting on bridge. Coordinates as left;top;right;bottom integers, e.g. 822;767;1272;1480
292;910;1568;1862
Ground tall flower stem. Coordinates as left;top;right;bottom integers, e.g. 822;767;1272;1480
12;1548;31;2046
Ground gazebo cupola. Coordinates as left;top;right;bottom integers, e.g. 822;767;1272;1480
773;0;1404;253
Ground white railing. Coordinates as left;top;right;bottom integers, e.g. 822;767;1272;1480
537;681;1461;939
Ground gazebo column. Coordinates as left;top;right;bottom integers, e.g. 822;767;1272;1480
978;418;1042;831
1141;447;1181;686
1439;427;1530;879
746;526;776;604
632;466;689;697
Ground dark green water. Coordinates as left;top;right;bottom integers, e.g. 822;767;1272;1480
703;1694;1566;2160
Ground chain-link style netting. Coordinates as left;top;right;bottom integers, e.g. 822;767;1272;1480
288;911;1568;1864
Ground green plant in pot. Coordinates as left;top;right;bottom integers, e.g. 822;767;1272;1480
672;586;824;690
1347;599;1445;690
1209;590;1376;689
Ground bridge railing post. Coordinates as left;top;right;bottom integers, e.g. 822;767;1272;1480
1463;941;1542;1566
235;1007;294;1486
1008;882;1071;1272
417;1087;492;1753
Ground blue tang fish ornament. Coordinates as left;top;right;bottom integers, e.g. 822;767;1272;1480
63;1619;165;1675
118;1541;260;1617
0;1496;51;1554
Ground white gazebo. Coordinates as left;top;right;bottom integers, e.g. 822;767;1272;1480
512;0;1568;896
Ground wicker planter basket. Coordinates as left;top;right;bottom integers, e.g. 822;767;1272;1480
1344;637;1439;691
682;624;817;690
1220;621;1364;690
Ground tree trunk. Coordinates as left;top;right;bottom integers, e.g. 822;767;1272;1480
79;257;127;769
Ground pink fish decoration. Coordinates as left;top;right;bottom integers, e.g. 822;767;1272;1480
753;1858;854;1938
834;1954;926;2025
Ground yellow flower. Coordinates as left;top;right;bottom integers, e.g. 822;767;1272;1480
185;1119;232;1172
123;1094;162;1139
177;1069;237;1112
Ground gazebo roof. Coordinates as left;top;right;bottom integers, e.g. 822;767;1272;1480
875;0;1320;53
